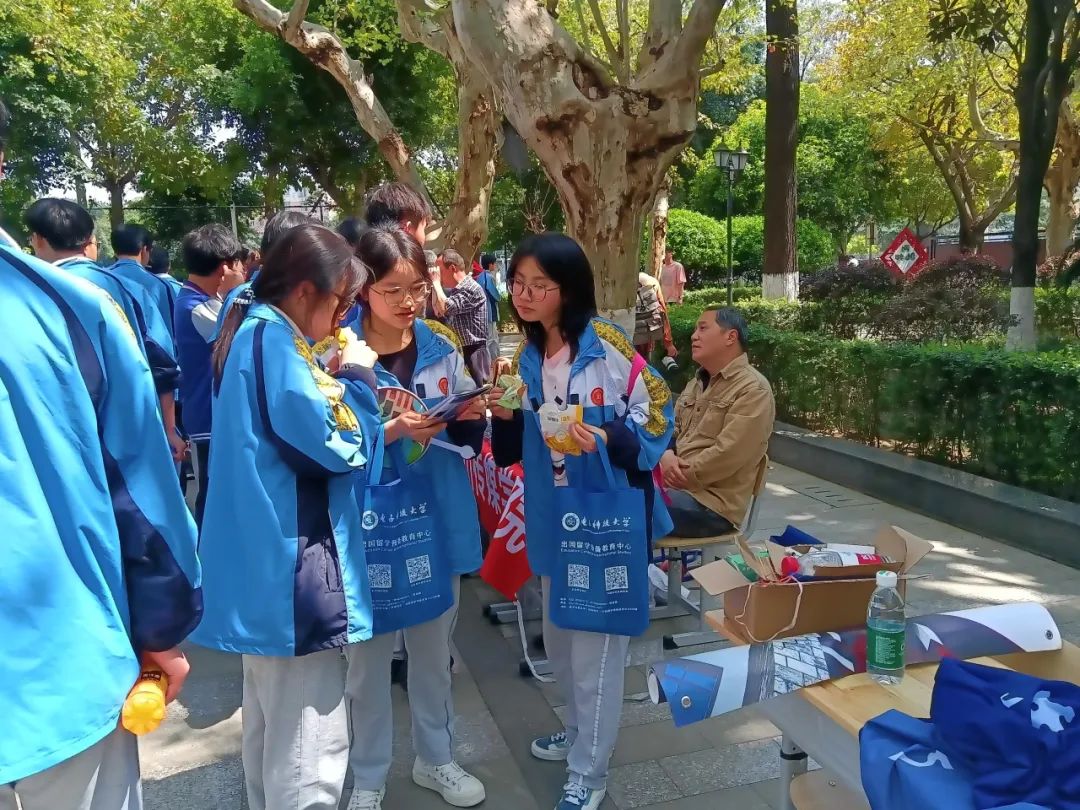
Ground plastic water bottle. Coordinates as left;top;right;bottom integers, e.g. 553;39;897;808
867;570;906;685
121;669;168;735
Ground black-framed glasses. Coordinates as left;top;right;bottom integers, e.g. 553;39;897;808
369;282;431;308
510;280;559;301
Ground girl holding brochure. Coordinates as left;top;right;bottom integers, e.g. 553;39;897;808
343;224;488;810
489;233;675;810
192;224;433;810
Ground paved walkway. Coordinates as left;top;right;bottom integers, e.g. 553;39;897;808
143;457;1080;810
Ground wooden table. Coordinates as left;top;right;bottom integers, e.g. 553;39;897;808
705;610;1080;810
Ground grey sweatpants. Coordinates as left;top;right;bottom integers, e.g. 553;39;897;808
345;577;461;791
241;647;349;810
0;728;141;810
541;577;631;791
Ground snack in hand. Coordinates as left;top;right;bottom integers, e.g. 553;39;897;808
539;403;584;456
496;374;527;410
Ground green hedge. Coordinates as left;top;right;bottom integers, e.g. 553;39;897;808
662;315;1080;502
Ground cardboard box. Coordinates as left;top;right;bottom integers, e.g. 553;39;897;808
691;525;933;642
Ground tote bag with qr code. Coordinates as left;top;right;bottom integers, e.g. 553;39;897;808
548;439;650;637
356;432;454;635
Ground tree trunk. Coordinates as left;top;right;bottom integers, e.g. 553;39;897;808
956;215;983;253
1043;102;1080;256
648;180;670;277
75;178;88;210
437;60;501;263
1045;168;1077;256
762;0;800;301
108;182;125;228
451;0;725;327
1007;1;1076;351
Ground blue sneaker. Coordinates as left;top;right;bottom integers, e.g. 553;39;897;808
530;731;571;761
555;782;605;810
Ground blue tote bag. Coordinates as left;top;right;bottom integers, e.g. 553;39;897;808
548;439;650;637
358;433;454;635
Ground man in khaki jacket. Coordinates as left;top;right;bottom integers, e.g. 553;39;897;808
660;308;775;537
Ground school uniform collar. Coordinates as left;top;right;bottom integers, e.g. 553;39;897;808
54;255;97;269
517;317;607;400
346;313;452;382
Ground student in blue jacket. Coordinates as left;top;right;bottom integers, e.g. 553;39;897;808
24;198;184;462
0;244;201;808
489;233;674;810
343;225;488;810
191;224;422;810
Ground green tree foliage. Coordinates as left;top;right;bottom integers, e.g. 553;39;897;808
689;85;893;253
223;0;456;214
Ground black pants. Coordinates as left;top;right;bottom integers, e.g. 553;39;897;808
192;438;211;530
666;488;736;538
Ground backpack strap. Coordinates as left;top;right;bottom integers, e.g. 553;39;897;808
625;352;647;402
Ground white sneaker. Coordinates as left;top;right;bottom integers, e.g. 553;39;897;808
346;787;384;810
555;782;606;810
412;759;486;807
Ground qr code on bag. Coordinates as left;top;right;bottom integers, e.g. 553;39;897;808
406;555;432;584
604;566;629;592
567;564;590;590
368;563;392;590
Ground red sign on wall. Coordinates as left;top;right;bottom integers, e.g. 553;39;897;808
881;228;929;278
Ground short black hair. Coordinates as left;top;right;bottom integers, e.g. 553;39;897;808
182;223;243;277
365;183;431;228
712;306;749;351
111;223;153;256
25;198;95;251
148;246;171;274
336;217;367;248
0;98;10;151
480;252;497;270
261;210;313;255
508;233;597;357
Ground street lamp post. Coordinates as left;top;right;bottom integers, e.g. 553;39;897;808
713;144;750;306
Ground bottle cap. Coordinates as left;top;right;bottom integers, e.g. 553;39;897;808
876;570;898;588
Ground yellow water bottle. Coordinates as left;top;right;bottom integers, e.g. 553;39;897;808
121;669;168;735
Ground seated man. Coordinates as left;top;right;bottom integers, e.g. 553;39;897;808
660;307;775;537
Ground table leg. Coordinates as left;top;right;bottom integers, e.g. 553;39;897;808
779;734;808;810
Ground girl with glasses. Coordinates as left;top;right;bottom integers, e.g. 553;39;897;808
192;224;398;810
488;233;675;810
342;225;488;810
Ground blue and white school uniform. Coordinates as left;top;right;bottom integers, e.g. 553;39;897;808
190;303;379;810
491;317;674;792
342;317;487;792
0;246;200;804
55;256;180;396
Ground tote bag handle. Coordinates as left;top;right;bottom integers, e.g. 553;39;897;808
367;426;408;487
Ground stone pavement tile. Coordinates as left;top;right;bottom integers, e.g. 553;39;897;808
659;739;781;796
143;756;248;810
376;752;542;810
750;777;787;810
607;759;683;808
610;719;712;767
553;694;675;730
636;784;772;810
696;707;779;749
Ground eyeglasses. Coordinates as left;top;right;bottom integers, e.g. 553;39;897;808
369;282;431;308
510;280;559;301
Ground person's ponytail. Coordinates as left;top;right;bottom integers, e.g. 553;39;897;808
212;287;255;384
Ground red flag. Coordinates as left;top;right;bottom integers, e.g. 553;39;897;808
480;475;531;599
468;441;533;599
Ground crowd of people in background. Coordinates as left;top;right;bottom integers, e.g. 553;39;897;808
1;95;775;810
